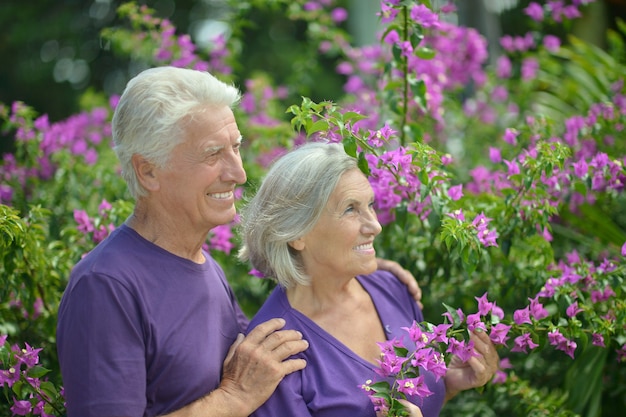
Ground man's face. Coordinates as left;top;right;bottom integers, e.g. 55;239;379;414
154;105;247;234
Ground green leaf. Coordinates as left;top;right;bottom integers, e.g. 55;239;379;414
442;302;462;328
415;46;435;59
27;365;50;379
357;152;370;176
343;137;357;158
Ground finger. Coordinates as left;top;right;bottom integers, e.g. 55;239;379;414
279;357;307;376
262;328;306;352
224;333;244;366
245;318;287;343
470;330;499;367
397;400;423;417
270;336;309;360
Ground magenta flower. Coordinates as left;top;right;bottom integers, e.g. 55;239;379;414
592;333;606;348
621;241;626;257
548;329;566;346
74;209;94;234
566;302;583;318
442;307;465;324
376;350;408;377
423;351;447;380
572;159;589;178
521;57;540;81
402;321;431;347
379;2;399;23
489;323;512;346
383;30;400;45
496;55;512;78
330;7;348;23
15;342;42;367
466;313;487;332
513;306;532;325
528;296;549;320
543;35;561;52
479;229;498;248
431;323;452;344
560;339;577;359
208;224;235;254
475;292;494;316
489;147;502;163
397;376;434;398
503;128;519;145
524;2;544;21
98;199;112;216
410;4;440;28
448;184;463;201
511;333;539;353
10;398;32;416
446;338;479;362
447;209;465;222
504;159;520;176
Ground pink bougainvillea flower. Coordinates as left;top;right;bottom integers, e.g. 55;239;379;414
511;333;539;353
447;184;463;201
489;323;512;346
524;2;544;21
513;306;532;325
397;376;434;397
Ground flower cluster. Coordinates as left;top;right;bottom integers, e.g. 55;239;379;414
0;102;111;206
363;245;625;415
360;322;453;415
0;335;65;417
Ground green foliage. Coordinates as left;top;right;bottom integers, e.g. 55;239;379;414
1;1;626;416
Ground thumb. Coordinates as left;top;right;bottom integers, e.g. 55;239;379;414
224;333;245;366
397;400;423;417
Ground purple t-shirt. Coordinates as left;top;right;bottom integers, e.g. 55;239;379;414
56;224;249;417
247;270;445;417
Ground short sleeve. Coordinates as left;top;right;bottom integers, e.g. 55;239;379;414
57;274;147;417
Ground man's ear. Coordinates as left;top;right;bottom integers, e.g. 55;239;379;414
131;154;160;192
288;238;305;251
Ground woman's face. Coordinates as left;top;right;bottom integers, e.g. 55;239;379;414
295;168;382;282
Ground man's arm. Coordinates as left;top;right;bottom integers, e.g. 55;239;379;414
163;318;308;417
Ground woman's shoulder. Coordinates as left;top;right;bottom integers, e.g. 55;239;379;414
247;286;293;333
358;269;408;295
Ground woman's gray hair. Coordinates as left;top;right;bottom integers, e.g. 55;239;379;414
238;142;358;288
112;66;241;199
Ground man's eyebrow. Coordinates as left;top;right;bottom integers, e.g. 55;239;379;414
203;136;243;153
203;145;223;154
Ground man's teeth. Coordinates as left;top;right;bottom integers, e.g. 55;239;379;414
208;192;232;199
355;243;373;250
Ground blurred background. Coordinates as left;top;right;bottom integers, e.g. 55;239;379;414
1;0;624;124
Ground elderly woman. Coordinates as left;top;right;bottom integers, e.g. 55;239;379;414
239;142;498;417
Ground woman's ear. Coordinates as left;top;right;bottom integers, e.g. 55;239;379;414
132;154;160;192
288;238;305;251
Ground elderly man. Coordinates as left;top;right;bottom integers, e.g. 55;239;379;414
57;66;420;417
